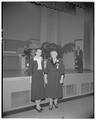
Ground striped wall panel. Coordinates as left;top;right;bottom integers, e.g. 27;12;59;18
11;82;93;108
81;82;93;94
11;91;30;108
65;84;77;96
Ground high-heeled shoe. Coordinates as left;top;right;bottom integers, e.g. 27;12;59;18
54;103;58;108
35;107;43;112
49;105;53;110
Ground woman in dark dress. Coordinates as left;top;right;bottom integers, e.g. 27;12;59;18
44;50;65;110
29;48;45;112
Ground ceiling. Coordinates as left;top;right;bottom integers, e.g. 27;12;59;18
32;2;94;10
31;2;94;14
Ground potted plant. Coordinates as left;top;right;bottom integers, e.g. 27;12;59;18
62;43;75;54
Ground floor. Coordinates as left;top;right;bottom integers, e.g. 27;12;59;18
3;95;94;118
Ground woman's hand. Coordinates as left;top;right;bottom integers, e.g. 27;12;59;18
44;74;48;84
60;75;64;84
60;78;63;84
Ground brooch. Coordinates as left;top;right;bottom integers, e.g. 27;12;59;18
56;60;59;69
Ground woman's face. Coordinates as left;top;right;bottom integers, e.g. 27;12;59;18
50;51;58;59
35;49;42;56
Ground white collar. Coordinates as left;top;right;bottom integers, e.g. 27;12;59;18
34;56;42;61
33;56;42;70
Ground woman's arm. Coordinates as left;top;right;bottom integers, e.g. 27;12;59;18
44;59;50;84
29;58;34;75
59;59;65;84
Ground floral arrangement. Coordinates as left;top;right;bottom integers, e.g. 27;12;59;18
23;47;32;58
62;43;75;54
23;42;75;59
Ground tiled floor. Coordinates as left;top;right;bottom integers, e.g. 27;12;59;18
3;95;94;118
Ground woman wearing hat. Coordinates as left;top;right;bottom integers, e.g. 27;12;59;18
44;50;65;110
29;48;45;112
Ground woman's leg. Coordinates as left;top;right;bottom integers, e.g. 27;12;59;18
54;98;58;108
49;98;53;110
54;98;58;105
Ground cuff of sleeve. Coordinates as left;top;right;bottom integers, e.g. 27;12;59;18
61;73;65;75
44;72;48;74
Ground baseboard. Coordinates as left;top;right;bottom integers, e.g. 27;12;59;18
2;93;94;117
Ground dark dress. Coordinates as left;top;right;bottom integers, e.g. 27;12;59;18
29;58;45;101
44;58;65;99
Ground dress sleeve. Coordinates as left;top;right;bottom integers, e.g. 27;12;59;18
42;58;45;71
44;59;50;74
59;59;65;75
29;58;34;75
